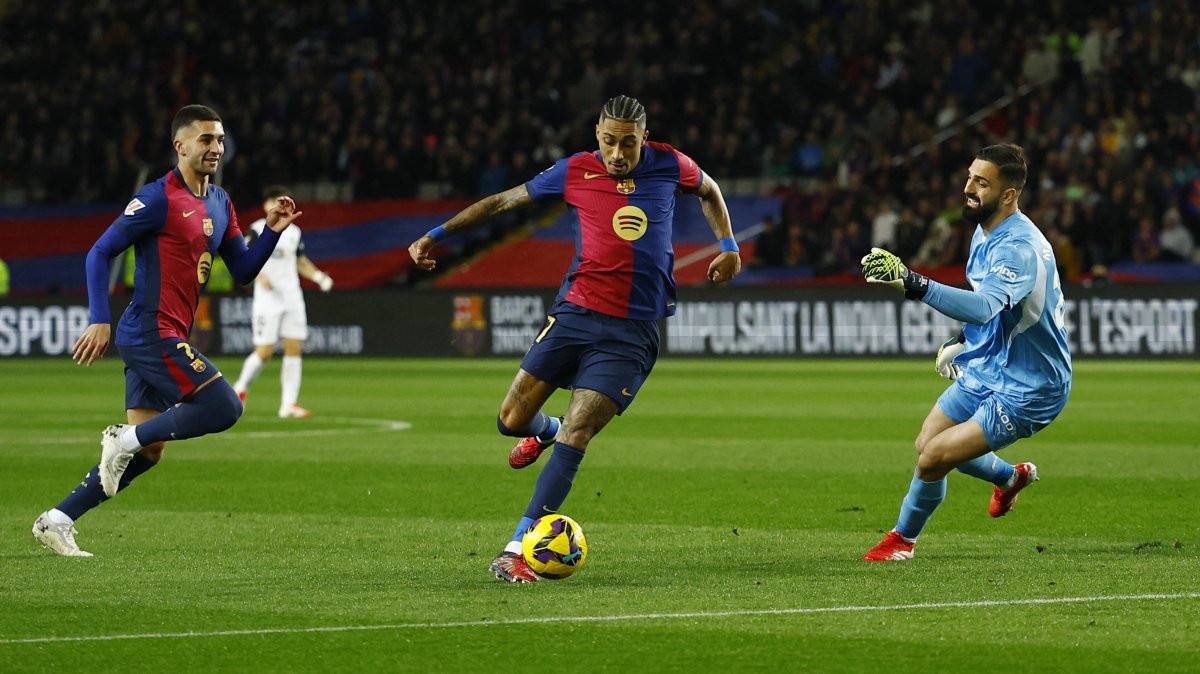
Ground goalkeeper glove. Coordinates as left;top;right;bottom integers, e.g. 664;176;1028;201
935;330;965;380
860;247;929;300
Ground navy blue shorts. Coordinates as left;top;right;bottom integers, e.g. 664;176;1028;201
117;337;222;412
519;303;660;414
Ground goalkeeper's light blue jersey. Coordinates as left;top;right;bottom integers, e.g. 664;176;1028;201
927;211;1072;408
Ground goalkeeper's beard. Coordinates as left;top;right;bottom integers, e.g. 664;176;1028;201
962;195;1001;225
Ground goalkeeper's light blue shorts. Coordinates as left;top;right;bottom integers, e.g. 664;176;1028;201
937;379;1069;450
519;301;660;415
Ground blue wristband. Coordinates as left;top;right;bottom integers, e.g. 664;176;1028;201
426;225;448;242
719;237;739;253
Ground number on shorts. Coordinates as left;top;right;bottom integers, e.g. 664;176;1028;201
535;316;556;343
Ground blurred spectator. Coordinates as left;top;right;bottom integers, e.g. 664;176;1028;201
1130;215;1162;263
1159;208;1196;262
911;195;965;268
869;199;900;250
1046;225;1083;281
748;215;789;267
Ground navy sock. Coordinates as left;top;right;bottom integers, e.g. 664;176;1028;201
496;412;554;439
135;381;242;446
520;442;585;522
894;474;947;539
55;454;157;521
956;452;1015;486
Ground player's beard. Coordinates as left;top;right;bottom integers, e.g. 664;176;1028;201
962;194;1001;225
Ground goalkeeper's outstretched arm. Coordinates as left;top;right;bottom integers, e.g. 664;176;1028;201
861;247;1006;324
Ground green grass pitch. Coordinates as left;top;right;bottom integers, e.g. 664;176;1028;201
1;357;1197;672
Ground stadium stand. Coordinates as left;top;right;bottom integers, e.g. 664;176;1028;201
1;0;1198;290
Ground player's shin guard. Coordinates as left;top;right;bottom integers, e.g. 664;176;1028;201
133;380;243;445
55;454;157;520
955;452;1015;486
521;442;585;521
894;474;947;539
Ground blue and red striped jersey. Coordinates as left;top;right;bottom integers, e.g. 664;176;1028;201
525;141;702;320
114;168;243;344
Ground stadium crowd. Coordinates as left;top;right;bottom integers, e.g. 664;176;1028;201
2;0;1198;279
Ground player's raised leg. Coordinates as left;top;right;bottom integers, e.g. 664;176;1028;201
496;369;561;469
989;461;1038;517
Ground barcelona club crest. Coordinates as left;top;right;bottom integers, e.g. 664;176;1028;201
451;295;487;356
202;218;214;236
615;179;636;195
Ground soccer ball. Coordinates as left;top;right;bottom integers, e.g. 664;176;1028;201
521;513;588;579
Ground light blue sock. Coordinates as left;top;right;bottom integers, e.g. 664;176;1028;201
894;474;947;539
956;452;1015;486
496;413;558;440
537;416;561;443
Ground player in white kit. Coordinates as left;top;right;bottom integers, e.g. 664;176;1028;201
232;186;334;418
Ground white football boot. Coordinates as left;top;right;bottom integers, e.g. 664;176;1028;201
32;512;93;557
99;424;138;497
279;404;313;419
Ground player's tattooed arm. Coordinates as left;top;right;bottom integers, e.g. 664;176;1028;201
409;185;533;269
445;185;532;236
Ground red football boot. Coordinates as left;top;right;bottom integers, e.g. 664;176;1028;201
864;530;916;561
507;417;562;469
990;462;1038;518
488;551;540;583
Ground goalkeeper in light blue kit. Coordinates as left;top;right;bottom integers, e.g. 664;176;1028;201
860;143;1071;561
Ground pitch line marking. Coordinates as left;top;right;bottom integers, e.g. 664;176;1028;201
20;416;411;444
1;592;1196;645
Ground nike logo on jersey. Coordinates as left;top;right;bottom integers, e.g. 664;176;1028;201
183;210;196;218
621;387;633;397
583;172;604;180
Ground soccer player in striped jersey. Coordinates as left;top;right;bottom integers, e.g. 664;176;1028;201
860;144;1072;561
409;95;742;582
32;105;301;557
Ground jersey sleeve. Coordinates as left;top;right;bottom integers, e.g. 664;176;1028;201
112;184;168;238
923;239;1039;325
525;157;570;201
979;240;1039;309
672;149;703;192
222;196;243;243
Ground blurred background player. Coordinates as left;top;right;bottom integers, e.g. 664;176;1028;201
409;95;742;582
859;143;1072;561
231;185;334;418
33;105;302;556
